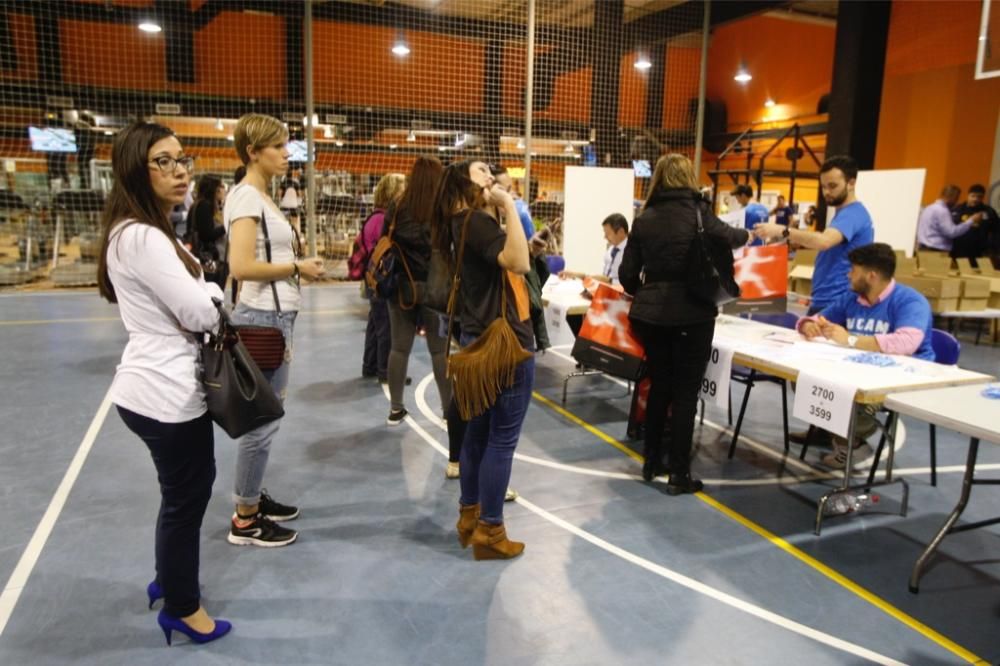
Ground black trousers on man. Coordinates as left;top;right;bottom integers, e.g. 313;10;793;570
631;319;715;475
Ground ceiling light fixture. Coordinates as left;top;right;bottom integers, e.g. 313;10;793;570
323;126;334;139
392;32;410;57
138;21;162;34
389;144;398;150
406;130;416;142
516;138;525;150
764;98;775;108
214;118;224;131
634;54;652;71
335;140;344;147
734;62;752;84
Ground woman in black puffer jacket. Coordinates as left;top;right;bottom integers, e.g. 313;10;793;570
619;154;749;495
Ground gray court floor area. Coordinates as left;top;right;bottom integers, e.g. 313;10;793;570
1;284;999;665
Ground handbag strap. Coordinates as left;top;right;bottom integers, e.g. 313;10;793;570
444;209;475;361
259;207;282;314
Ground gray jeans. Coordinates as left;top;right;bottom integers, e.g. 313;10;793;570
387;300;451;413
229;303;297;505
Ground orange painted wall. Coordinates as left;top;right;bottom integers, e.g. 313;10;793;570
706;15;835;129
2;14;38;82
663;46;700;129
874;0;1000;204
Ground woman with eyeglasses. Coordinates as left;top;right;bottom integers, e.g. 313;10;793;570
98;122;231;645
224;113;325;547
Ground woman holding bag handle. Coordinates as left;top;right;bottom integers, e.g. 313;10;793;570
98;121;231;645
225;114;325;547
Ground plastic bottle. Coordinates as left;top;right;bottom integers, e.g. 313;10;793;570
827;491;880;515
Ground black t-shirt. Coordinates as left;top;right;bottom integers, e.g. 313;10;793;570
450;209;534;351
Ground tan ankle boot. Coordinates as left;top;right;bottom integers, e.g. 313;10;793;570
456;504;480;548
469;520;525;560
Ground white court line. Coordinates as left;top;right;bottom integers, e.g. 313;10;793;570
414;373;917;487
396;375;905;665
0;387;113;637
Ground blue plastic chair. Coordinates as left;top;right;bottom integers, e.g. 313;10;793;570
727;311;801;459
865;328;959;487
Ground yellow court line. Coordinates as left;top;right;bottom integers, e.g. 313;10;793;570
531;391;988;665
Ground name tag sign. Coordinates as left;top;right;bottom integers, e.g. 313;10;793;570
547;301;566;334
699;344;734;407
791;371;857;438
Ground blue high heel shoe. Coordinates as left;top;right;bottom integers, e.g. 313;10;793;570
157;609;232;646
146;580;163;610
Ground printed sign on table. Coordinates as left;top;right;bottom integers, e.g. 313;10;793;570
572;283;644;380
791;370;858;438
698;344;734;407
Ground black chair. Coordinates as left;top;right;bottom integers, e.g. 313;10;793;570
727;312;799;459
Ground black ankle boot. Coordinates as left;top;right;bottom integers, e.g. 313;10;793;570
641;458;670;482
666;473;703;496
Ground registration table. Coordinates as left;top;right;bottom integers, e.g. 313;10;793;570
882;384;1000;592
710;315;994;534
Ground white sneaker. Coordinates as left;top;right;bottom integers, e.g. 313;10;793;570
445;462;460;479
504;488;519;502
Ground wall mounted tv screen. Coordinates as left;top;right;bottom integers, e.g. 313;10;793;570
632;159;651;178
287;140;311;162
28;127;77;153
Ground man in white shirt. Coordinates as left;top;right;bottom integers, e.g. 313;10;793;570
561;213;630;338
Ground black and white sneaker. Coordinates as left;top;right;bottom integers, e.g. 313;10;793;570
259;489;299;521
227;513;297;547
386;408;408;426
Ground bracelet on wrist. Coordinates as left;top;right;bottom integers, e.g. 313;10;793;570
291;262;300;279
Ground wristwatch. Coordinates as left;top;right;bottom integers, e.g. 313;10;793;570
847;335;858;348
291;262;300;279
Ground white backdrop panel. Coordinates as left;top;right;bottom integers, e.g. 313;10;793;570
851;169;926;257
562;166;635;275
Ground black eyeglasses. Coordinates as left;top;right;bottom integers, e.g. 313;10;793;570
148;155;195;174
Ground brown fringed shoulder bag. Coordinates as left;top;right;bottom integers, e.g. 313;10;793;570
445;210;533;421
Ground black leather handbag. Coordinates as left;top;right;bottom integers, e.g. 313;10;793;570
200;300;285;438
686;206;740;307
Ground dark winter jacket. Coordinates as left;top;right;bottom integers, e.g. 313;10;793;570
383;203;431;281
619;187;749;327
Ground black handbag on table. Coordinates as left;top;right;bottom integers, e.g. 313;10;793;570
201;299;285;438
686;205;740;307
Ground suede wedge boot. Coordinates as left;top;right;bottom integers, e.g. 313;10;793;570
469;520;525;561
456;504;480;548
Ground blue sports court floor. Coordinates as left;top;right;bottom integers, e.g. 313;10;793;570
1;283;998;664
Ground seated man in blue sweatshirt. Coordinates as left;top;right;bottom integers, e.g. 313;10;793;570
797;242;934;468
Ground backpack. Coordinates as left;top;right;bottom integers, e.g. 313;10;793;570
347;213;376;281
364;209;417;308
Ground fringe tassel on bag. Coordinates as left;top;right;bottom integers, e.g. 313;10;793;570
448;317;532;421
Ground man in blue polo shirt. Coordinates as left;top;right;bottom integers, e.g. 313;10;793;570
754;155;874;315
797;242;934;467
731;184;770;247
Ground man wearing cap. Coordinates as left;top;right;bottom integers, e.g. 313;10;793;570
731;184;770;247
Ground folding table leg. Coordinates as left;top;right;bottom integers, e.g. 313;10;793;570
728;371;756;460
910;438;980;593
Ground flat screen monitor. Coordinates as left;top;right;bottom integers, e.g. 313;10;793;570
28;127;77;153
287;139;311;162
632;159;651;178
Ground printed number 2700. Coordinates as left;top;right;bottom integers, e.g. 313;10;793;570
811;386;835;401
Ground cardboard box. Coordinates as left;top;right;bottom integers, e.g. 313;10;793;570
916;251;955;274
787;265;813;296
896;274;961;313
791;249;817;267
923;272;990;311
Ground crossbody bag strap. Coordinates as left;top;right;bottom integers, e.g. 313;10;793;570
444;209;474;361
259;207;282;314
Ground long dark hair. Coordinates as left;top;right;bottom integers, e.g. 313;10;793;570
431;160;486;268
397;155;443;226
97;122;201;303
194;175;222;204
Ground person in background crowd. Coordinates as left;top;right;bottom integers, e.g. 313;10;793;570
382;158;449;425
950;183;1000;268
560;213;629;338
185;176;228;289
493;165;551;351
361;172;406;383
433;160;533;559
916;184;968;253
800;205;818;231
619;154;750;494
730;184;769;247
97;121;231;646
797;243;934;468
755;155;874;315
225;113;326;547
770;194;797;228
